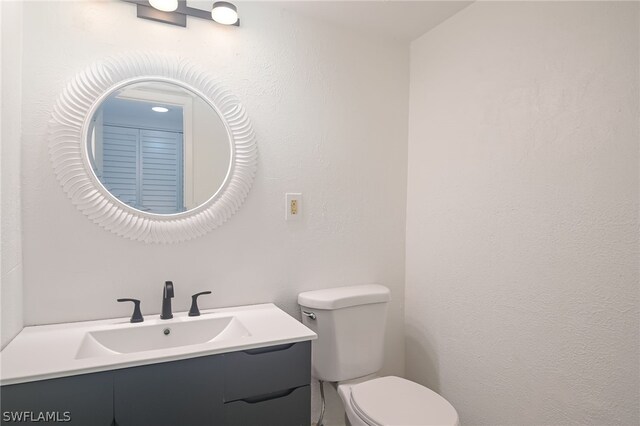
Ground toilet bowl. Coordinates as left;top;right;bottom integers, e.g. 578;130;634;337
298;284;459;426
337;376;459;426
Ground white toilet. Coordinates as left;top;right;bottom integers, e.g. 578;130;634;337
298;284;459;426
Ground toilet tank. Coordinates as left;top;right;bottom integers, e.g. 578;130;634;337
298;285;390;382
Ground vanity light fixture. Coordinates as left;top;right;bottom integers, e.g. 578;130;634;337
151;106;169;112
211;2;238;26
148;0;177;12
122;0;240;28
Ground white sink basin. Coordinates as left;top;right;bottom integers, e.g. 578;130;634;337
0;303;317;386
76;316;250;359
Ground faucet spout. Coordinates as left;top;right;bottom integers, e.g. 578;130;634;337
161;281;174;320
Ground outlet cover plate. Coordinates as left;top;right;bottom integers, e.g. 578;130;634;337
285;193;302;221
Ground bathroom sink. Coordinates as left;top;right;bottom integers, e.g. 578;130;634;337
1;303;317;386
76;316;250;359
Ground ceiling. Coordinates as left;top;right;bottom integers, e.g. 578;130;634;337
188;1;474;43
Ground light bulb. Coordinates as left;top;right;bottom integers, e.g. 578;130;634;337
152;106;169;113
149;0;178;13
211;2;238;25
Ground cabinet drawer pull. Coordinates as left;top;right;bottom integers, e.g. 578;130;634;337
239;387;297;404
243;343;295;355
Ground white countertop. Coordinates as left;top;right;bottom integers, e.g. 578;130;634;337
0;303;316;386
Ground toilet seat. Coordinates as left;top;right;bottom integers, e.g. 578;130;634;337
348;376;459;426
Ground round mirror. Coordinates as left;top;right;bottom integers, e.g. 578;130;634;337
49;53;257;243
87;81;231;215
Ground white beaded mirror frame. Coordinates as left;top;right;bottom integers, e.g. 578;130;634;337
49;53;257;243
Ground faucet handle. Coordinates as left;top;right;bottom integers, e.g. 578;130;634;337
117;298;144;323
164;281;174;298
188;291;212;317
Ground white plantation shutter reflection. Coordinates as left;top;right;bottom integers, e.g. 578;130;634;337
101;126;183;213
140;129;183;214
101;126;140;208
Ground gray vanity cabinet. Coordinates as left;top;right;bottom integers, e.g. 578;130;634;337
0;341;311;426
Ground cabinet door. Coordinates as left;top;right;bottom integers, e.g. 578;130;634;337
113;355;223;426
0;372;114;426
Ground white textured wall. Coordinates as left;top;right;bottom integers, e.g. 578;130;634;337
1;0;24;349
19;2;408;423
406;2;639;425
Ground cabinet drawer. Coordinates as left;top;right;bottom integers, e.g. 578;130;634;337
223;341;310;401
224;385;310;426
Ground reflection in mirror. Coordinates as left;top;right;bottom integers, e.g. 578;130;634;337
88;81;231;215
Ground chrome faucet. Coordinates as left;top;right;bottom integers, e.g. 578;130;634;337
161;281;174;320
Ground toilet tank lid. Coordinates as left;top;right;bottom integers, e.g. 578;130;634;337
298;284;390;310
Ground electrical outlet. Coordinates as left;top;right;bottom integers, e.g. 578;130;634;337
285;193;302;221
